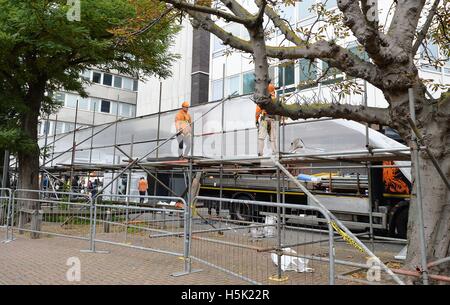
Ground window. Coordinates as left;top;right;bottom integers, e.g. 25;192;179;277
299;59;317;82
322;61;341;79
119;103;132;117
110;101;118;115
243;72;255;95
298;0;316;20
78;97;90;111
123;78;134;90
226;75;240;96
349;45;369;61
100;100;111;113
211;79;223;101
92;72;102;84
65;94;78;108
213;36;224;52
323;0;337;9
278;63;295;87
103;73;113;86
90;98;100;112
114;76;122;88
55;122;64;134
81;70;91;81
133;80;139;91
54;92;65;105
65;123;75;133
281;4;296;22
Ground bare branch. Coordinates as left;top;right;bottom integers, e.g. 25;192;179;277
388;0;427;52
261;1;303;45
337;0;408;65
260;100;392;126
162;0;253;25
412;0;441;54
220;0;254;19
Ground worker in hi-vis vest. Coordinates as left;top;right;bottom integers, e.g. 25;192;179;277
138;177;148;204
175;101;192;159
255;80;279;156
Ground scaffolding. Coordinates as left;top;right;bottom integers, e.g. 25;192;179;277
3;88;444;285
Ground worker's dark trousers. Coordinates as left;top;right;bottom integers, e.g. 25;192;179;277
139;191;146;204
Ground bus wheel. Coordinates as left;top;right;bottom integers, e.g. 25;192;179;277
394;208;408;239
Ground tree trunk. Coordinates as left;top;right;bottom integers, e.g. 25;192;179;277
17;84;44;239
391;89;450;283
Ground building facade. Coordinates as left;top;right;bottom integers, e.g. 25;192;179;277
38;69;139;138
136;0;449;117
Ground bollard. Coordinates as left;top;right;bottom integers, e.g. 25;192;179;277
104;209;111;233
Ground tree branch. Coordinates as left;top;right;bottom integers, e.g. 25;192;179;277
337;0;408;65
187;11;384;88
261;100;392;126
388;0;427;52
162;0;253;25
261;0;303;45
412;0;441;54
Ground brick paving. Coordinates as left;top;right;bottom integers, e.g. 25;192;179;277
0;228;247;285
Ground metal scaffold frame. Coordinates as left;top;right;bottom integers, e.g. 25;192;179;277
3;86;449;285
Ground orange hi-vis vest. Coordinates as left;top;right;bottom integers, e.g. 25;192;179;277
255;83;276;121
175;109;192;131
138;179;148;192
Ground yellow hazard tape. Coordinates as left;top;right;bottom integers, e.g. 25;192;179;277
330;221;365;254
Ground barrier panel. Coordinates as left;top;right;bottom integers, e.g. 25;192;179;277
191;196;336;285
10;189;92;241
93;194;190;273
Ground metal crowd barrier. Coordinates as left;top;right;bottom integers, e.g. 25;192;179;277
192;196;336;285
0;188;12;242
93;194;191;275
10;189;92;241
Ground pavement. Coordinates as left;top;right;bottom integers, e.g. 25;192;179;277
0;229;247;285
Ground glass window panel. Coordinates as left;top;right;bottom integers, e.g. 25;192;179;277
103;73;113;86
322;61;341;78
101;100;111;113
278;63;295;86
123;78;134;90
213;36;224;52
324;0;337;9
111;101;118;115
130;105;136;117
55;122;64;134
54;92;65;105
92;72;101;83
78;97;89;110
65;94;78;108
349;45;369;61
119;103;131;117
243;72;255;95
114;76;122;88
211;79;223;101
298;0;316;20
65;123;75;133
81;70;90;81
133;79;139;91
299;59;317;82
226;74;240;96
280;4;295;22
90;98;100;112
